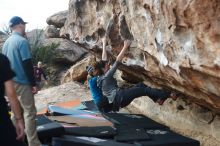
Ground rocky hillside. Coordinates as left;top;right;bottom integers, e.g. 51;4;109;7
42;0;220;145
0;31;8;51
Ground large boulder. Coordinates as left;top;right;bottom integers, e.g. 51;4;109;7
26;29;45;48
58;0;220;145
42;38;88;64
61;55;96;84
46;10;68;28
61;0;220;113
44;25;60;38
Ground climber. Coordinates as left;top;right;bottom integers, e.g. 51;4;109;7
86;36;177;112
86;37;113;112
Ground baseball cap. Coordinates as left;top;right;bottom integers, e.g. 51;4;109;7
86;66;94;74
9;16;27;27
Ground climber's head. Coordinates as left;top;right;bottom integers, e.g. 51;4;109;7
92;60;110;76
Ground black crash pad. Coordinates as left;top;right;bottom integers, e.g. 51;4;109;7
36;115;65;139
81;100;99;111
114;125;150;142
52;135;134;146
65;126;116;138
134;129;200;146
36;114;53;125
103;113;168;129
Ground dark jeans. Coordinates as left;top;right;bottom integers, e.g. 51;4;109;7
114;83;170;108
0;99;24;146
97;96;113;113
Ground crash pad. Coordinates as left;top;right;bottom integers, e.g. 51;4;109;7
134;129;200;146
103;113;168;129
36;115;65;140
52;135;134;146
47;105;96;116
81;100;99;111
65;126;116;138
49;115;113;127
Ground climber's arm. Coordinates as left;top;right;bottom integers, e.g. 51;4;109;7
116;40;131;62
102;37;108;61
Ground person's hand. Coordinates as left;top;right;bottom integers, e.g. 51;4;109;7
32;86;38;94
124;40;132;48
15;118;25;141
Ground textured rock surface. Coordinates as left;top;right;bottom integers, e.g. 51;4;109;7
0;33;8;51
46;10;68;28
61;55;96;83
26;29;45;47
61;0;220;113
42;38;88;64
44;25;60;38
48;0;220;145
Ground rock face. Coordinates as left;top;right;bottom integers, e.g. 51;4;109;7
0;32;8;51
44;25;60;38
46;10;68;28
61;55;96;83
42;38;88;64
27;29;45;47
61;0;220;113
48;0;220;145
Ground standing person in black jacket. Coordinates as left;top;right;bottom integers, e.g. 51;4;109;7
0;54;25;146
34;61;48;90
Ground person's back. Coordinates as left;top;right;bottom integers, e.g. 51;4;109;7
3;32;30;85
88;76;113;112
97;61;119;103
88;76;102;105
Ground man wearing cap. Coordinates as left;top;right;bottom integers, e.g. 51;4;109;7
2;16;41;146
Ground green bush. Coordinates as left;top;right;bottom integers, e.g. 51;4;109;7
31;42;59;65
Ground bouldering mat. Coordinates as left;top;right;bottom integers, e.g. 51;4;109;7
65;126;116;138
103;113;168;129
49;115;113;127
37;99;81;115
47;105;97;116
114;125;150;142
81;100;99;111
36;115;65;140
52;135;134;146
134;129;200;146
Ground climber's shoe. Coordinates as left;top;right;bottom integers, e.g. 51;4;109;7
169;93;178;101
156;98;167;105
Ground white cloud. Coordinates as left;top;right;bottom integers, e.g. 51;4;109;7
0;0;69;31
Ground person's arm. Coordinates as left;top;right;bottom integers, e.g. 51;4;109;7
102;37;108;61
104;40;132;78
41;69;47;80
104;61;119;78
116;40;131;62
22;59;36;86
19;40;38;93
5;80;25;141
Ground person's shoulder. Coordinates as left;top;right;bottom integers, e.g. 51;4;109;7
19;37;28;43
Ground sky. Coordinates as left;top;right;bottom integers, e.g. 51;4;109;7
0;0;69;31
